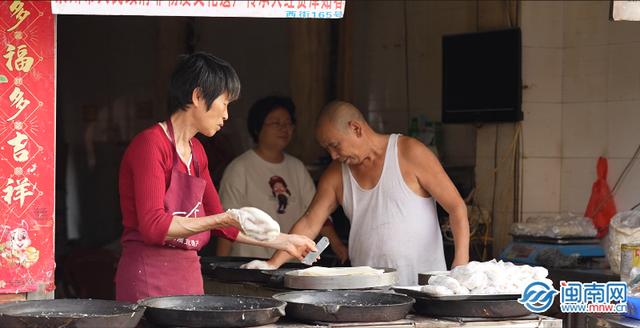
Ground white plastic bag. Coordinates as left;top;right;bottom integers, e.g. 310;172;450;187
607;211;640;274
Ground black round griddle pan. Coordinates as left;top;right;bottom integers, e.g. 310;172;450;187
201;256;307;287
139;294;285;327
272;290;414;323
0;299;144;328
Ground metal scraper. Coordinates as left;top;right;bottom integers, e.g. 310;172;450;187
301;236;330;265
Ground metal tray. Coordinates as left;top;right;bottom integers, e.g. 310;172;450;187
393;286;520;301
511;234;599;244
284;267;398;290
412;296;530;318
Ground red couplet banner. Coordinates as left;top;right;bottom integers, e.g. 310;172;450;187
0;1;55;294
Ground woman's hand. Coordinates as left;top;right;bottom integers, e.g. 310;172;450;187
264;233;317;261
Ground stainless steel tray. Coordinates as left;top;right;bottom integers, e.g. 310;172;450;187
284;267;398;290
393;286;520;301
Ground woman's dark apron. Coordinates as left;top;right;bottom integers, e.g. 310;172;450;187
115;120;210;302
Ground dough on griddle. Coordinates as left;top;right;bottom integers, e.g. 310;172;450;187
290;266;384;277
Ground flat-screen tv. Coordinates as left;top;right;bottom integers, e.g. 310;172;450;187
442;28;522;123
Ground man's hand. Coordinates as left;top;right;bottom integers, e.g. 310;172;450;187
331;242;349;264
263;233;317;261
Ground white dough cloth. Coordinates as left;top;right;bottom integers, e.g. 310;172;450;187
227;207;280;241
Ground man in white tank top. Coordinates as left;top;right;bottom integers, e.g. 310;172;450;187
253;101;470;285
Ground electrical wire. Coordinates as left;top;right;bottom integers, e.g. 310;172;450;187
470;123;521;261
472;124;522;203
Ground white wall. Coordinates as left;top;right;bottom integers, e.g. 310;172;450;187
521;1;640;220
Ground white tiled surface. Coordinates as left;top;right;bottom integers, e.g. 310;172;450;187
560;158;598;213
522;47;563;103
521;1;564;47
607;43;640;101
561;102;608;158
607;101;640;158
522;102;562;158
563;1;609;47
522;158;562;213
562;46;609;103
519;1;640;220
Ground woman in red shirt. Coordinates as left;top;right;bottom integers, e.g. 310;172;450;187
115;53;316;302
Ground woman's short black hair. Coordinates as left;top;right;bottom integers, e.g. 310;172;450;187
247;96;297;143
168;52;241;114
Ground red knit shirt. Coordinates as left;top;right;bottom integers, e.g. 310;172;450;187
119;124;239;246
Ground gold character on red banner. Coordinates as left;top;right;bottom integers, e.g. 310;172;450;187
8;86;30;121
3;44;34;73
2;177;33;207
7;131;29;162
7;1;30;32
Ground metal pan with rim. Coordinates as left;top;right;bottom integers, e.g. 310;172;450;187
0;299;144;328
393;287;530;318
272;290;415;323
201;256;307;286
138;294;285;328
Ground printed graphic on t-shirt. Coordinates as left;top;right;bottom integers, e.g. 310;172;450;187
269;175;291;214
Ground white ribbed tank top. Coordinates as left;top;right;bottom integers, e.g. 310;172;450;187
341;134;446;285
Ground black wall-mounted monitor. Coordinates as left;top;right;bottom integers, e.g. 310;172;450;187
442;28;523;123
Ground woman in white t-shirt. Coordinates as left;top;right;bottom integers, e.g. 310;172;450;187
217;96;348;262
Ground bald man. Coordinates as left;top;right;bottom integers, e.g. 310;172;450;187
250;101;470;285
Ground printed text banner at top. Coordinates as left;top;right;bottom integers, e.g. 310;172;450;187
51;1;345;19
